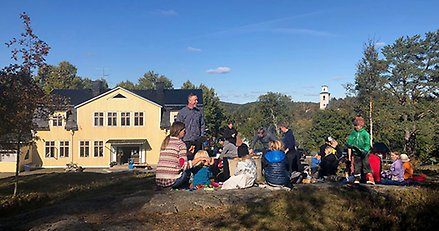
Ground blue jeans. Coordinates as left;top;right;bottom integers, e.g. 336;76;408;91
379;179;407;186
171;170;190;188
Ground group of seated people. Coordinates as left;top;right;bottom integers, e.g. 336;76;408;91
155;122;425;191
310;138;426;185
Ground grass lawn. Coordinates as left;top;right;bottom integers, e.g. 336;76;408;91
1;168;438;230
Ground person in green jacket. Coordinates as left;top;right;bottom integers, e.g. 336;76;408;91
346;116;374;184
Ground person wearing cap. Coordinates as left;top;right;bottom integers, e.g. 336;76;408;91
401;154;414;180
319;136;342;158
249;127;278;154
346;116;374;184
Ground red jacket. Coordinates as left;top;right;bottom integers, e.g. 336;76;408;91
369;153;381;182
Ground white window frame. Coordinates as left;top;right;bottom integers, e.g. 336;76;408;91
79;141;90;158
45;141;56;158
134;112;144;126
121;112;131;126
59;141;70;158
93;141;104;157
94;112;104;127
52;115;63;127
107;112;117;126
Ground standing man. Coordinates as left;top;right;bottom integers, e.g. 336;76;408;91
176;93;206;160
279;122;302;173
249;127;277;155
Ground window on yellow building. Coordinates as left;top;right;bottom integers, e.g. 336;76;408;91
94;141;104;157
80;141;90;157
134;112;144;126
121;112;130;126
52;115;62;127
108;112;117;126
94;112;104;126
45;141;56;158
60;141;69;158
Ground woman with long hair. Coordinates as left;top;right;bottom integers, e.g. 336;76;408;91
156;121;209;189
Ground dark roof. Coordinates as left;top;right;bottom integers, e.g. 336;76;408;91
132;89;203;106
51;89;94;106
51;88;203;107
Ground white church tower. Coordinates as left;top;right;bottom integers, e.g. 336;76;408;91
320;85;330;110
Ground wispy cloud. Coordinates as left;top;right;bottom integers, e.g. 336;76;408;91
82;51;95;57
271;28;335;37
187;46;202;52
206;66;231;74
374;42;386;48
158;9;178;16
331;75;346;81
304;93;320;97
197;11;335;39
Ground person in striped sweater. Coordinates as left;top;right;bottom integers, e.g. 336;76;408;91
156;121;210;189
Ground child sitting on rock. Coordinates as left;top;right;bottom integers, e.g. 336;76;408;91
311;153;321;176
221;144;257;190
319;146;339;179
191;150;214;188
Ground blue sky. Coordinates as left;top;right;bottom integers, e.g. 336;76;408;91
1;1;438;104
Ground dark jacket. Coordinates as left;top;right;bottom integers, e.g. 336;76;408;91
319;154;339;177
282;129;296;152
176;106;205;142
263;150;290;186
221;126;237;145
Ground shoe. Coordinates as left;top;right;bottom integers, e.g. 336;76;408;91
366;173;375;185
354;177;360;184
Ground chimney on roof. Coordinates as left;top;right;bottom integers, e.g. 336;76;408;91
156;81;165;105
92;80;104;97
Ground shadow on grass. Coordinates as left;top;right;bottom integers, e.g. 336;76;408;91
0;171;157;230
208;184;439;230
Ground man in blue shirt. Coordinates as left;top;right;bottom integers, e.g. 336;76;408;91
176;93;206;160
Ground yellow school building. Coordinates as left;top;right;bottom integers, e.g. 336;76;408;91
0;85;202;172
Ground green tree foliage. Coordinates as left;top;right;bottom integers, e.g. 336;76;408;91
138;71;173;90
117;80;137;89
198;84;227;138
258;92;293;135
35;61;109;93
304;109;352;152
347;30;438;159
116;71;173;90
181;80;196;89
36;61;81;93
352;39;387;145
0;13;64;196
381;31;439;156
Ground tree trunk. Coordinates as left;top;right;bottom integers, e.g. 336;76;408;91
13;134;21;197
369;95;373;147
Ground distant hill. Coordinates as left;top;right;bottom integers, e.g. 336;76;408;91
220;101;319;118
220;101;257;115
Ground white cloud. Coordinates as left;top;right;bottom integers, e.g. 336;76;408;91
374;42;386;48
158;9;178;16
206;66;231;74
331;76;346;81
187;46;202;52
